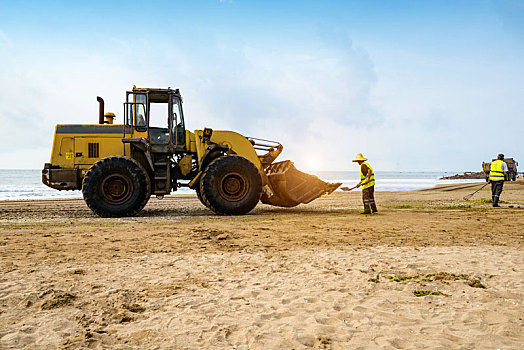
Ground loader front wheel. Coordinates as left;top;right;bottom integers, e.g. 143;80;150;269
195;180;210;208
82;156;151;217
201;155;262;215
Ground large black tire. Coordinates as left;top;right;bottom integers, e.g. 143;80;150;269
201;155;262;215
82;156;151;217
195;180;210;208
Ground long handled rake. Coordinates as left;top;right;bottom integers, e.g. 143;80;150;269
463;183;489;200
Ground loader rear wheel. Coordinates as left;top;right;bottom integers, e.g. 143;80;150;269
201;155;262;215
82;156;151;217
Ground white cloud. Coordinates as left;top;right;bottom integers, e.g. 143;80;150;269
1;29;523;171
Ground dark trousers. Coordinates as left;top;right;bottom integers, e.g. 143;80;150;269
491;181;504;206
362;186;378;213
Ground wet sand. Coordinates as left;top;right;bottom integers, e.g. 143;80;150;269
1;181;523;349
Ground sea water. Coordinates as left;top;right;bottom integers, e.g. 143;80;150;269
0;169;485;201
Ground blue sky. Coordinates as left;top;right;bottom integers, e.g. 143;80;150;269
1;0;523;171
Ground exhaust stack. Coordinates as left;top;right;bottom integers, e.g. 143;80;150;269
97;96;104;124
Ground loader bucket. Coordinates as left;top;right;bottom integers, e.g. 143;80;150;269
261;160;342;207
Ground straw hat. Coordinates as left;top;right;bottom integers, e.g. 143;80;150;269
352;153;368;162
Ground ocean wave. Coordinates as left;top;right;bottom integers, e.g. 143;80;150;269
0;170;484;201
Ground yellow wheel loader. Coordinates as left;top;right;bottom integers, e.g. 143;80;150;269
42;86;341;217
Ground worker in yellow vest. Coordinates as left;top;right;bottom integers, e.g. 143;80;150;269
488;153;508;207
349;153;377;214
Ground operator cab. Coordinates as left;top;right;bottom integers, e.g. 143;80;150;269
124;87;186;152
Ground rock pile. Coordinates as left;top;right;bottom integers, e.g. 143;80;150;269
440;172;486;180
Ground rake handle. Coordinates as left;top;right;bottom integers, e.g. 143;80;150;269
464;183;489;199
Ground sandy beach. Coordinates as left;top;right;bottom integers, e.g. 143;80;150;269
1;181;523;349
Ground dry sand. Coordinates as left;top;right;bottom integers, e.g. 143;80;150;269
1;181;523;349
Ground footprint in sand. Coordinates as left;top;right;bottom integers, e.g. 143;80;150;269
314;316;340;326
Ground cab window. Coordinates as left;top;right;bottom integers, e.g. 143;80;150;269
172;97;184;131
134;94;147;127
149;102;169;128
172;96;185;146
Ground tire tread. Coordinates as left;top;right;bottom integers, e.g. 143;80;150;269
201;155;262;215
82;156;151;217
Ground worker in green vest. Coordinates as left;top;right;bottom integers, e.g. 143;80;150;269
341;153;377;214
488;153;508;207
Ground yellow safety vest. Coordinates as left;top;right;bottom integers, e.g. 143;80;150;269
360;162;375;189
489;160;505;181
